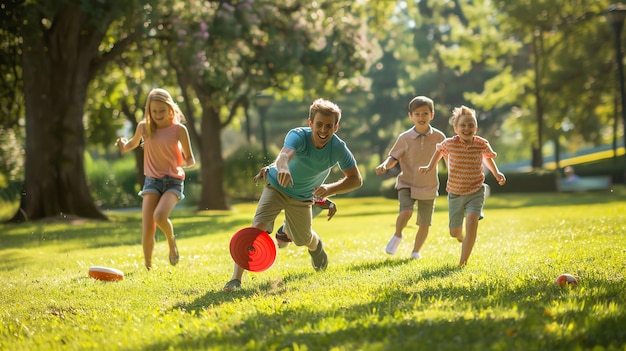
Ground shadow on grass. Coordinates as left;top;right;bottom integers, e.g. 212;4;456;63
175;270;315;313
153;261;626;351
0;211;251;251
3;187;622;251
340;187;626;219
175;260;459;316
347;257;426;272
484;186;625;210
338;206;448;219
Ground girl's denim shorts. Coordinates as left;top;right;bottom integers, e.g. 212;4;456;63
139;176;185;200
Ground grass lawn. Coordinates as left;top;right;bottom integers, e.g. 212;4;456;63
1;188;625;350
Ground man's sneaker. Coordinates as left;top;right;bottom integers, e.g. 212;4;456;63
309;241;328;271
411;252;422;259
385;234;402;255
275;225;291;248
223;279;241;292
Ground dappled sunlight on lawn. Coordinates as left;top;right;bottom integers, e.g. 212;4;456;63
0;191;625;351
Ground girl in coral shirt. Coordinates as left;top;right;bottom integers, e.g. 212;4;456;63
116;88;196;269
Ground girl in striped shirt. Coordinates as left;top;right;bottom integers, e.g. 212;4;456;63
420;105;505;266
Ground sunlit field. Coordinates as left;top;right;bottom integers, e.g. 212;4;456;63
1;188;625;350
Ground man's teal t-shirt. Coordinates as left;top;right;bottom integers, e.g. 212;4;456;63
267;127;357;201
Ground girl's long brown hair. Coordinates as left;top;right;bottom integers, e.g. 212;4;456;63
144;88;186;138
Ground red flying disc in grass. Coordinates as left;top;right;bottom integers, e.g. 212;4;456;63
229;227;277;272
88;266;124;281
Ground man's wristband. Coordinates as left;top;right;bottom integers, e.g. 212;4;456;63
318;199;333;210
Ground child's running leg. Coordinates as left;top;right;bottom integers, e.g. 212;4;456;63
141;194;160;269
412;225;429;255
153;192;179;265
395;209;412;237
459;212;480;266
386;209;412;254
450;227;464;243
412;199;435;258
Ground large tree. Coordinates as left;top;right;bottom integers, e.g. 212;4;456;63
7;0;146;222
0;1;25;188
354;0;511;163
472;0;615;168
155;0;379;210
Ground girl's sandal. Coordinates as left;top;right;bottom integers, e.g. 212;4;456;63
169;240;179;266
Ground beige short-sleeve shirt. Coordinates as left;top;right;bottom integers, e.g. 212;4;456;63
389;126;446;200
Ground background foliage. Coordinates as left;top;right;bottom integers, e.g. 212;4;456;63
0;0;623;217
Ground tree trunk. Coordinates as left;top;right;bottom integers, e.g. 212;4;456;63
531;34;544;169
197;103;229;210
172;68;229;210
121;100;145;188
9;5;108;223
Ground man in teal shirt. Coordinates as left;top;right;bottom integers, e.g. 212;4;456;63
224;98;363;291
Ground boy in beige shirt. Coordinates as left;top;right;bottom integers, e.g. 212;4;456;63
376;96;446;259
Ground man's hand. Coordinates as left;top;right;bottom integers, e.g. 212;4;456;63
326;200;337;220
313;184;331;199
276;168;294;188
253;166;269;185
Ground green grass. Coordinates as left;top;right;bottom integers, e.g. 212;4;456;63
1;189;625;351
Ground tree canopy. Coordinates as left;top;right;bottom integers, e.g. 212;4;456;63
1;0;622;221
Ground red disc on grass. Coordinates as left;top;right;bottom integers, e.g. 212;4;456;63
88;266;124;281
229;227;277;272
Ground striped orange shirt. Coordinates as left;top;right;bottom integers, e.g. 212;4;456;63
437;135;496;195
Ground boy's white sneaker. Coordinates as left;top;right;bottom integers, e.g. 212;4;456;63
385;235;402;255
411;252;422;259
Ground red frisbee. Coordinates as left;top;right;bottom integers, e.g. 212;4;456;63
229;227;277;272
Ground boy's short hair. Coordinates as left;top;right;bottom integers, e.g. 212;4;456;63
309;98;342;124
449;105;476;126
408;96;434;113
